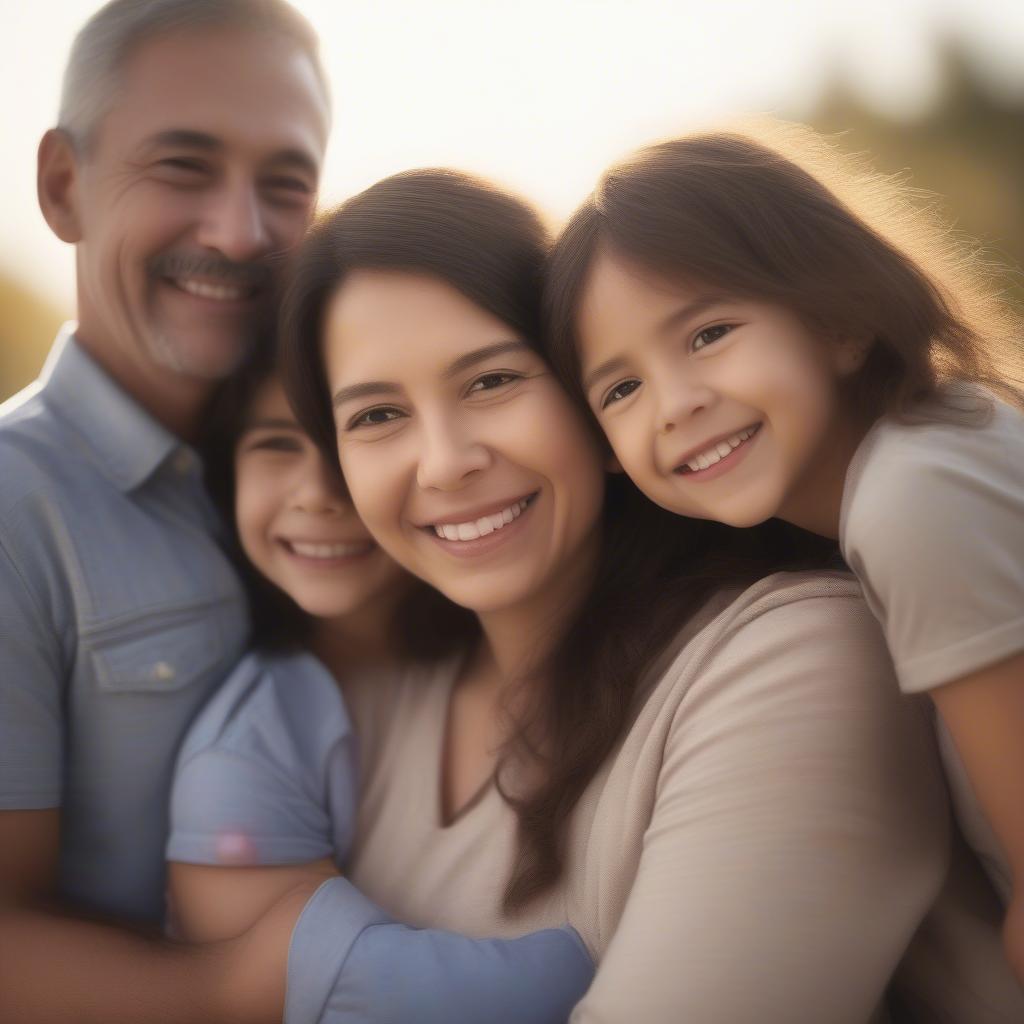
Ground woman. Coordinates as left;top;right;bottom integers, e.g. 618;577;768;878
167;344;594;1023
263;168;969;1021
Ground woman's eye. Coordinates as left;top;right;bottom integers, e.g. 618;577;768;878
466;372;519;394
601;378;641;409
349;407;403;429
692;324;734;351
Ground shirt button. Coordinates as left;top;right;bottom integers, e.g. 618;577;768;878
152;661;176;682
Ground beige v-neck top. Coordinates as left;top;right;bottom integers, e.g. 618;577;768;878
343;571;1023;1023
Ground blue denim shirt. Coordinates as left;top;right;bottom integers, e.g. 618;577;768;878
0;327;248;922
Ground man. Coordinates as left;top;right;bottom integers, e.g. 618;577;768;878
0;4;592;1020
0;0;328;927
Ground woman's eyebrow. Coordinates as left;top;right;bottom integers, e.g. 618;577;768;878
442;339;530;379
332;381;401;410
332;340;530;409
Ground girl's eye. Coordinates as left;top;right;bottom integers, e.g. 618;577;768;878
348;407;404;429
692;324;734;351
466;371;520;394
247;435;302;454
601;378;641;409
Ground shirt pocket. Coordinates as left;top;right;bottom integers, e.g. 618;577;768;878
89;605;227;695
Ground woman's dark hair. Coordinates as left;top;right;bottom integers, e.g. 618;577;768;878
544;122;1022;425
280;168;836;911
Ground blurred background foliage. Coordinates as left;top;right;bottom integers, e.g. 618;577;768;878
2;36;1022;403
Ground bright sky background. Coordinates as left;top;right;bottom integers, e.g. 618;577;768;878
2;0;1022;315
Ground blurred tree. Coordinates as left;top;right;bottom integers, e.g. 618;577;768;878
0;274;64;403
810;38;1024;311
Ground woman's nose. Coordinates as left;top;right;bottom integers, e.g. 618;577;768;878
415;416;492;491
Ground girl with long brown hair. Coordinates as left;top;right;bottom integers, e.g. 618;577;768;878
544;121;1024;982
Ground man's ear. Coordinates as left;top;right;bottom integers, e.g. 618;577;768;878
37;129;83;244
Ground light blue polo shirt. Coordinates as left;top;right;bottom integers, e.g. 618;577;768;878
0;326;248;922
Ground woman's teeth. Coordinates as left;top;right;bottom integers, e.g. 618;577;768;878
433;499;529;541
287;541;371;559
683;426;758;472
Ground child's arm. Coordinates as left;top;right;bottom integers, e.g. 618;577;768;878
931;651;1024;982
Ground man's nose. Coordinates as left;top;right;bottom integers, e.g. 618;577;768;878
197;182;272;263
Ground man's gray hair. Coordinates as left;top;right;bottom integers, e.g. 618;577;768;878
58;0;329;150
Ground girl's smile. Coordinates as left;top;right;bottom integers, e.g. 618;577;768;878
576;250;861;535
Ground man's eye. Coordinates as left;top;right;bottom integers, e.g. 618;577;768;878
692;324;734;351
157;157;207;174
348;407;403;429
262;176;314;205
601;378;641;409
466;372;520;394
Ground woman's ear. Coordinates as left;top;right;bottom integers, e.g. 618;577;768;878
37;129;83;244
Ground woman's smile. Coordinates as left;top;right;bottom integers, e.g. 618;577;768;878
325;268;607;618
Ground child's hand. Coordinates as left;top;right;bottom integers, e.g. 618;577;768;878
1004;893;1024;988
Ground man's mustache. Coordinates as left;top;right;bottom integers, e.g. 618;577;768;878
148;251;275;290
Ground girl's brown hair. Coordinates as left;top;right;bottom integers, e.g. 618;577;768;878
280;168;837;911
544;121;1022;424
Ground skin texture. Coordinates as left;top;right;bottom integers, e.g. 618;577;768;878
576;249;865;537
324;269;607;816
36;26;328;438
1;24;328;1024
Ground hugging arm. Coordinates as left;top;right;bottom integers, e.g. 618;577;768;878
571;592;950;1024
170;712;592;1024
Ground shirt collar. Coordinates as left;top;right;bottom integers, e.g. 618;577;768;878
40;324;184;492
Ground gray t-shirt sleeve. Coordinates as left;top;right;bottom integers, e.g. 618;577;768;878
287;878;593;1024
841;398;1024;693
0;537;63;809
167;652;356;866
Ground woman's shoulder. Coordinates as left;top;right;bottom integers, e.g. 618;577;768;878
645;569;891;714
176;648;351;770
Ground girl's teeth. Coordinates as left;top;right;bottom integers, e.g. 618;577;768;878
686;427;755;472
290;541;368;559
433;499;528;541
